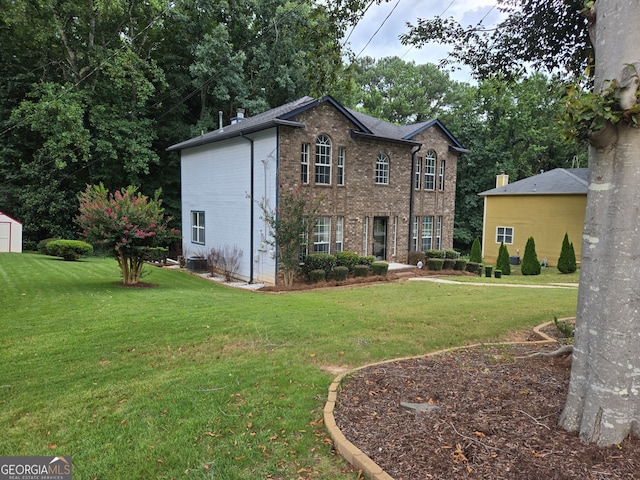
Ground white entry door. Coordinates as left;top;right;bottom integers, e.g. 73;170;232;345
0;223;10;252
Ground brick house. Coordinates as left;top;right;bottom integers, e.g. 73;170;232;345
168;96;467;285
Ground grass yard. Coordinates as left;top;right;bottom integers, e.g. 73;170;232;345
0;253;578;479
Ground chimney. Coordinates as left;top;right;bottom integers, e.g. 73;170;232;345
231;108;245;125
496;172;509;188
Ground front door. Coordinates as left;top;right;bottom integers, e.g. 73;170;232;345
373;217;387;261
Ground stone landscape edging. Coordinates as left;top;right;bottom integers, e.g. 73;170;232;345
324;319;573;480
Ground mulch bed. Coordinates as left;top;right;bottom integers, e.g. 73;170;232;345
333;342;640;479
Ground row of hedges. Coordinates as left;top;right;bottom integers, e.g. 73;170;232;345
304;252;388;283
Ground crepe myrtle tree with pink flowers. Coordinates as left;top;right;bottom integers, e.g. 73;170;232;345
76;183;180;285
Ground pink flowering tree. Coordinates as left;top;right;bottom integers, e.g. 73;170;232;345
76;183;180;285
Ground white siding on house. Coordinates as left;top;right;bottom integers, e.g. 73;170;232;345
0;213;22;253
180;129;278;284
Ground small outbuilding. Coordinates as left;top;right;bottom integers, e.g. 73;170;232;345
0;212;23;253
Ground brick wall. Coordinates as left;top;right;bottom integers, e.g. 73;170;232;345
277;103;459;263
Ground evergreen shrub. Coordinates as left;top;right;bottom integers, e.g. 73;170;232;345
408;251;426;266
304;254;336;277
46;239;93;261
444;249;460;259
557;233;577;274
354;264;369;277
371;261;389;276
335;251;359;272
496;242;511;275
38;238;58;255
469;237;482;263
309;269;326;283
521;237;541;275
333;266;349;281
454;259;468;271
425;249;446;259
443;259;456;270
465;262;480;274
357;255;376;267
426;258;444;271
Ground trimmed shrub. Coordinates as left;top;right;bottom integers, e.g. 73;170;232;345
444;249;460;259
469;237;482;263
38;238;58;255
371;261;389;276
354;264;369;277
465;261;480;274
309;269;326;283
521;237;541;275
335;251;359;272
408;251;426;266
496;242;511;275
557;233;577;274
426;258;444;271
333;265;349;281
147;247;169;263
442;259;456;270
357;255;376;267
454;259;468;271
304;253;336;277
46;239;93;261
425;249;446;259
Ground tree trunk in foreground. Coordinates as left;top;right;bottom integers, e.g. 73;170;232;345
559;0;640;446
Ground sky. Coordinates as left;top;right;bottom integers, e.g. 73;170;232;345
344;0;506;82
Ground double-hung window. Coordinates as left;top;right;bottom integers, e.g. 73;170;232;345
412;216;419;251
438;159;445;190
424;150;436;190
335;216;344;252
421;216;433;251
313;217;331;254
496;226;514;244
301;143;309;184
414;157;422;189
435;216;442;250
315;134;332;185
191;211;205;245
375;153;389;184
337;147;345;185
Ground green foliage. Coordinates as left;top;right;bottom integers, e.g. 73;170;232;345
260;187;322;288
357;255;376;267
425;249;446;259
469;237;482;263
371;261;389;276
333;265;349;281
554;315;575;339
427;258;444;271
444;249;460;259
335;251;359;272
557;233;578;274
465;262;481;274
303;253;336;278
46;239;93;261
521;237;541;275
353;264;369;277
496;242;511;275
408;251;426;266
308;269;326;283
454;259;468;271
37;238;58;255
76;183;179;284
443;259;456;270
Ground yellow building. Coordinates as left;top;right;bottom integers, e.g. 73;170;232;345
479;168;588;267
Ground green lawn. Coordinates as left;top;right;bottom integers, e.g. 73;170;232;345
0;253;578;479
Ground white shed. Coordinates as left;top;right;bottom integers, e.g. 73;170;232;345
0;212;23;253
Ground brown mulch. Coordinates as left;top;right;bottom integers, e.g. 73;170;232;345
333;337;640;480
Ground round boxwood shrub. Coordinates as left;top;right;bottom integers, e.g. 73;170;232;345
444;249;460;259
357;255;376;267
308;269;326;283
426;258;444;271
465;261;480;274
38;238;58;255
454;259;468;271
333;265;349;281
335;251;359;272
371;261;389;276
354;264;369;277
442;259;456;270
46;239;93;261
304;253;336;277
408;251;426;266
425;249;446;259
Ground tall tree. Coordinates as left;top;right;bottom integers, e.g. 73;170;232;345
403;0;640;446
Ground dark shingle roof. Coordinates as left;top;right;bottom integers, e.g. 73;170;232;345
168;95;467;152
479;168;589;196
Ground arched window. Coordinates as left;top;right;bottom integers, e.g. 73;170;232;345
424;150;436;190
315;134;332;184
375;153;389;184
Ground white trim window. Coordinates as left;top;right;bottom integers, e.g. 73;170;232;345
337;147;345;186
414;156;422;189
496;226;514;244
315;134;332;185
435;216;442;250
412;216;419;251
363;216;369;255
424;150;436;190
335;216;344;252
421;216;433;251
191;211;205;245
392;216;398;256
438;159;445;191
301;143;309;184
313;217;331;253
375;153;389;184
